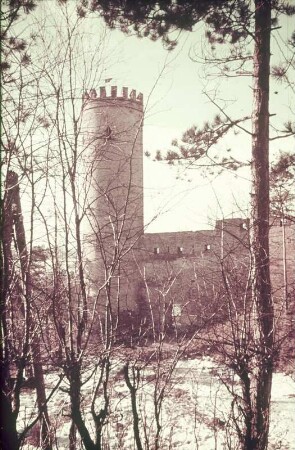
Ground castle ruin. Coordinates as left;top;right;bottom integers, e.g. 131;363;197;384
80;86;295;333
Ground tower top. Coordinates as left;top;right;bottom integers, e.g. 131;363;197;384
82;86;143;105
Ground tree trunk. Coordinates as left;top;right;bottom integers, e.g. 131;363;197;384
69;363;96;450
0;391;19;450
123;364;143;450
0;171;30;450
11;173;53;450
249;1;274;449
0;171;20;450
0;171;53;449
69;420;77;450
91;358;110;449
12;173;53;450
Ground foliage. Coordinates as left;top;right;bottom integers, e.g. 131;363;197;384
87;0;295;50
155;114;249;176
0;0;40;72
270;151;295;217
87;0;294;48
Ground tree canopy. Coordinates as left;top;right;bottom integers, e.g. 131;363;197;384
88;0;295;49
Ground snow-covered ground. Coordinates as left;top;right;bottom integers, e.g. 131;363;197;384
20;357;295;449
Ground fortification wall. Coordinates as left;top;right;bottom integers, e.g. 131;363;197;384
138;218;294;329
142;218;250;259
137;220;250;329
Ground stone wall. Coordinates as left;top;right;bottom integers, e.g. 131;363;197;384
136;217;294;330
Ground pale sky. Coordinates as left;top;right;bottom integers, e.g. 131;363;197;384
11;1;295;233
99;11;294;232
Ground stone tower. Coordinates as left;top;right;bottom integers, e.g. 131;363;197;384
80;86;144;311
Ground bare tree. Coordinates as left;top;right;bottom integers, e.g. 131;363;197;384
1;11;56;444
88;2;294;448
17;5;147;449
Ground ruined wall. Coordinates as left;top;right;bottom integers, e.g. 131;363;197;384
138;219;250;330
139;218;294;330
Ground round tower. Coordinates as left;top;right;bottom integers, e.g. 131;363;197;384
80;86;144;312
81;86;143;243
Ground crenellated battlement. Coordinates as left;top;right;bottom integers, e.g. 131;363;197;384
82;86;143;104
